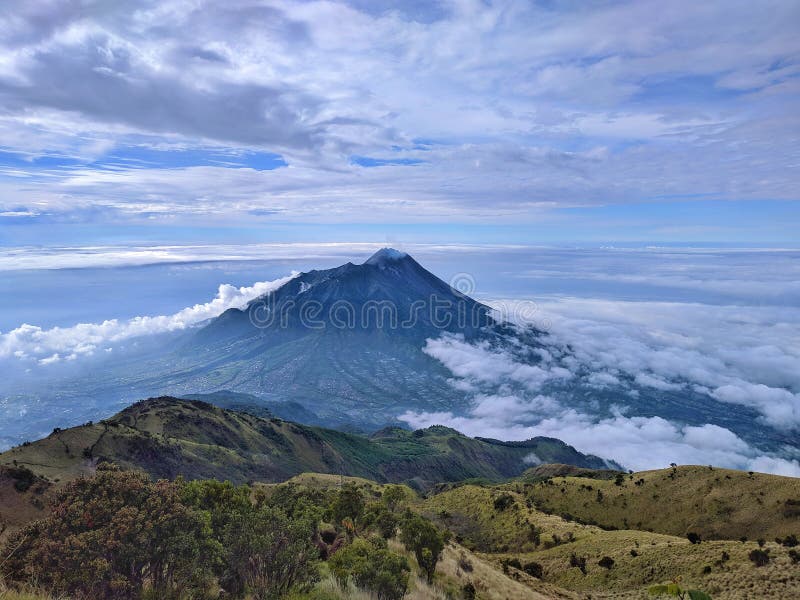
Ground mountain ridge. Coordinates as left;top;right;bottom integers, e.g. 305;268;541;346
0;396;616;491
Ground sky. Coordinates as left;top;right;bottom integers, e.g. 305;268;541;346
1;0;799;246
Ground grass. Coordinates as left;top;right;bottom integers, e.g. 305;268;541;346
420;475;800;599
513;465;800;540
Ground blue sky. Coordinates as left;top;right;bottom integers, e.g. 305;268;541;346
0;0;798;246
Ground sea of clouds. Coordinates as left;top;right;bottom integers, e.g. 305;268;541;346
399;298;800;476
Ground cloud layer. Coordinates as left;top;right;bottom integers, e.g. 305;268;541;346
400;295;800;476
0;0;797;229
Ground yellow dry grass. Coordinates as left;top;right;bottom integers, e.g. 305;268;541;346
516;465;800;540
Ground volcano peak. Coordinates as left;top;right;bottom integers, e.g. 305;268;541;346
364;247;408;266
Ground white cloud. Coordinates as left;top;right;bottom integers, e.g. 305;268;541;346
0;272;297;362
0;0;797;224
400;292;800;476
400;406;800;477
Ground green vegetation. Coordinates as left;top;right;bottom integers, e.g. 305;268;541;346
329;538;409;599
399;514;446;583
1;398;799;599
0;464;454;600
0;397;610;492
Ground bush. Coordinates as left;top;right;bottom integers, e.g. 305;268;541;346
6;466;35;492
329;538;409;600
748;548;770;567
493;493;515;511
687;532;701;544
523;561;543;578
462;581;477;599
788;549;799;564
569;553;587;575
223;504;319;599
0;464;219;599
400;514;445;584
598;556;615;570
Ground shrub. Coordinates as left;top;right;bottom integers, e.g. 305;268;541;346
687;532;701;544
329;538;409;600
598;556;615;570
779;534;798;547
528;523;542;546
6;466;35;492
569;553;587;575
493;493;515;511
523;561;543;578
0;464;219;599
462;581;477;599
223;504;319;599
381;485;407;512
788;549;799;564
748;548;770;567
400;514;444;583
458;552;474;573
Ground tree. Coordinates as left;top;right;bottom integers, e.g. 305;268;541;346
0;464;218;599
381;485;407;512
223;505;319;599
329;537;410;600
400;514;445;583
331;484;365;531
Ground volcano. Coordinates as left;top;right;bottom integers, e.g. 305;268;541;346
142;248;504;428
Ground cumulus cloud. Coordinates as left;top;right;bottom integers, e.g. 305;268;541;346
0;273;297;363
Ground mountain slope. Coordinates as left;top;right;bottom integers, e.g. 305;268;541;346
0;397;612;490
518;464;800;541
420;478;800;599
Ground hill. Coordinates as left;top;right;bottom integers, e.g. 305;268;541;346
0;396;611;491
419;474;800;599
518;464;800;541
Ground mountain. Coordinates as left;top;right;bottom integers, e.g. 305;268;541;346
0;396;615;491
3;248;792;462
85;248;506;431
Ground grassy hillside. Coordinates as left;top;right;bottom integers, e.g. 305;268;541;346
519;465;800;541
0;397;608;491
419;473;800;599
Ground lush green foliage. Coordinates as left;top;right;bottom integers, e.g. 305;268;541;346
329;538;409;599
399;513;446;583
